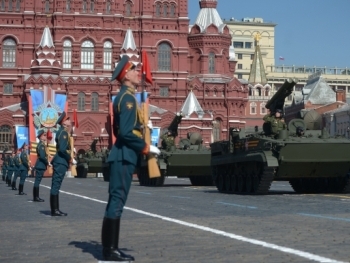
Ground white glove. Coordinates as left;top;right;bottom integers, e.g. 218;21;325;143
48;163;52;167
72;158;77;165
147;120;153;130
149;145;160;156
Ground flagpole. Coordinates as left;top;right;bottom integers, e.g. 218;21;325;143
141;50;160;178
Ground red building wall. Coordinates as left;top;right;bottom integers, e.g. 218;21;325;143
0;0;247;153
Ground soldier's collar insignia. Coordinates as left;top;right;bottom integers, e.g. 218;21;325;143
126;102;134;110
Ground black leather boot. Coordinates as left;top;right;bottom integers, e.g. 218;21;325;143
50;195;67;216
18;184;26;195
33;187;44;202
7;178;11;187
101;217;135;262
11;181;17;190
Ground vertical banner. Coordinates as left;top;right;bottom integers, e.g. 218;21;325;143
29;88;67;177
54;93;67;111
15;126;29;149
151;127;160;146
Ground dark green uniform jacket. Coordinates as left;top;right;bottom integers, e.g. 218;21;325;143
263;114;286;135
14;154;21;172
7;156;15;171
34;141;49;170
52;126;71;168
107;85;146;166
19;151;29;171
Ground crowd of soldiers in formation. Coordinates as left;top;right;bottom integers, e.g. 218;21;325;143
1;144;35;198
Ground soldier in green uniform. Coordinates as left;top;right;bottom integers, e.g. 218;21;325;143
101;56;160;262
6;151;15;187
12;148;21;190
161;130;175;151
33;130;48;202
50;112;71;216
19;143;30;195
263;109;286;136
2;151;8;182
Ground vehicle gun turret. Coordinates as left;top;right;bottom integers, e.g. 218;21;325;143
265;78;297;113
166;112;183;137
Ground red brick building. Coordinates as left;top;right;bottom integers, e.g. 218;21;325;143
0;0;247;154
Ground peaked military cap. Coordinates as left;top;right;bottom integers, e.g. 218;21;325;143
20;142;27;149
37;130;45;139
111;56;135;82
56;111;70;125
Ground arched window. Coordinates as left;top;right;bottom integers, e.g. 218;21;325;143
63;40;72;69
158;43;171;71
3;83;13;94
82;0;87;13
125;1;132;16
91;92;99;111
170;3;176;17
90;0;94;12
250;102;257;114
16;0;20;11
256;87;262;96
249;87;253;96
106;0;111;14
0;125;12;150
78;92;85;111
3;38;16;68
212;119;221;142
45;0;50;13
260;103;266;115
155;2;161;17
208;52;215;73
81;40;94;69
163;3;167;17
264;87;269;96
103;41;112;70
8;0;12;11
1;0;5;11
66;0;71;12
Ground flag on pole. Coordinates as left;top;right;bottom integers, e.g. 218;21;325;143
279;56;285;61
141;50;153;85
73;109;79;128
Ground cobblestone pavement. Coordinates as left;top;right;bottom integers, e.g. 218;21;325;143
0;177;350;263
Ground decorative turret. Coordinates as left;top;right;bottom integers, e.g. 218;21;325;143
120;28;139;66
229;45;237;74
30;26;61;75
199;0;217;9
194;0;225;33
180;90;205;119
248;33;267;85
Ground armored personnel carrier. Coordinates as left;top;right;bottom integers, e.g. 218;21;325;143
210;79;350;194
137;114;212;186
76;139;110;181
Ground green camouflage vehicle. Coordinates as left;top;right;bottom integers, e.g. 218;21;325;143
210;79;350;194
76;139;110;181
137;114;212;187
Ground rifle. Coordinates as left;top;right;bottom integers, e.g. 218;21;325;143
141;50;161;178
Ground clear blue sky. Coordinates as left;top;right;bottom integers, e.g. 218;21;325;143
188;0;350;68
